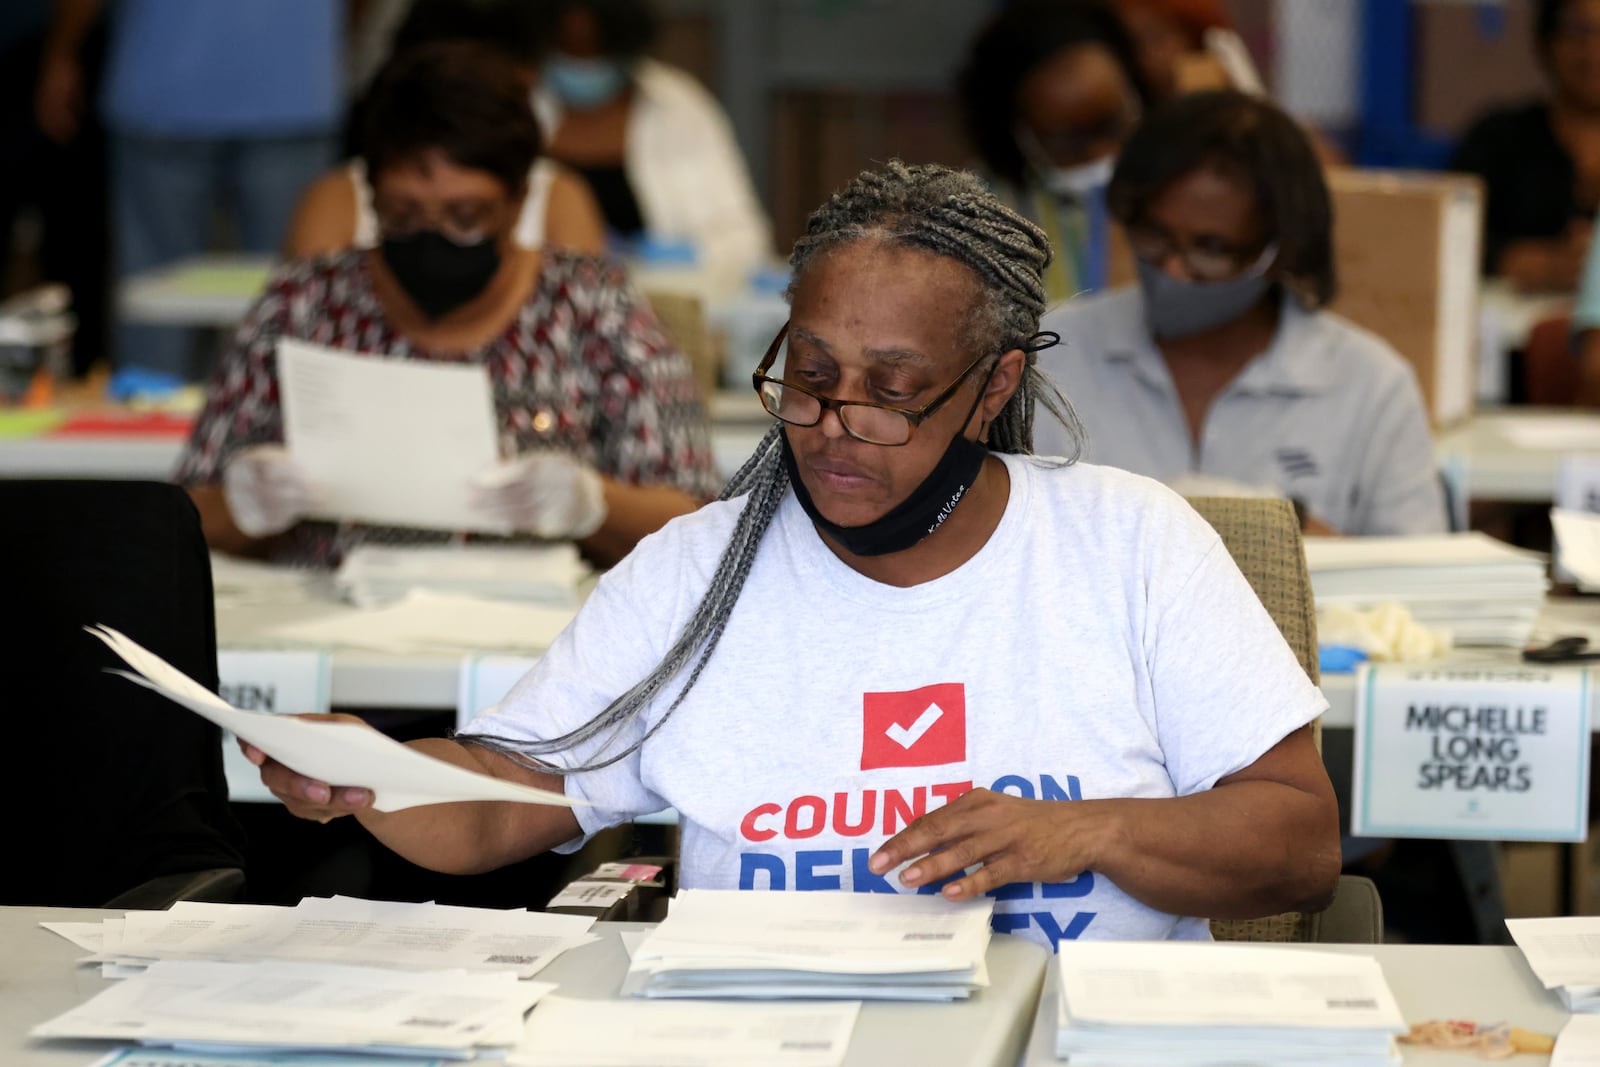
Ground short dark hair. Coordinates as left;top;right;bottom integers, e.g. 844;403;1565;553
360;41;543;197
1108;89;1336;309
1538;0;1579;54
530;0;660;60
957;0;1149;188
389;0;552;67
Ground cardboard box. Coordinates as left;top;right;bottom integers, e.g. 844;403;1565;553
1327;168;1484;428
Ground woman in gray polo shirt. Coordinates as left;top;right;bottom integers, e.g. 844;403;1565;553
1033;90;1446;536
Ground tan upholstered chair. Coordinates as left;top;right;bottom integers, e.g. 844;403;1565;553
642;288;717;399
1186;497;1381;944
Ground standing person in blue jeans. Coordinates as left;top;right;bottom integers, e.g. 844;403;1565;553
36;0;347;381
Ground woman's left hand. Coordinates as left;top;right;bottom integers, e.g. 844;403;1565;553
469;452;608;539
867;787;1104;900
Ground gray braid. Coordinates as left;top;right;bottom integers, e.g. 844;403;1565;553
458;161;1080;774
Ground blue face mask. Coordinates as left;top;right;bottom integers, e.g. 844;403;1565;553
544;54;629;109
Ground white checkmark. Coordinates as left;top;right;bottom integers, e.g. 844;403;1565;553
886;703;944;750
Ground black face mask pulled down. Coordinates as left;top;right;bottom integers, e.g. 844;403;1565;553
379;230;501;321
779;425;989;558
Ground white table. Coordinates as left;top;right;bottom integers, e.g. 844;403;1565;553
1436;407;1600;503
4;907;1047;1067
1022;943;1571;1065
0;394;771;484
1317;597;1600;730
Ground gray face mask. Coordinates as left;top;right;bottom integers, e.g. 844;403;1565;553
1135;247;1277;340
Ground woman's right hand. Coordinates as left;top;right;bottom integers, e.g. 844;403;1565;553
221;445;323;538
239;713;375;823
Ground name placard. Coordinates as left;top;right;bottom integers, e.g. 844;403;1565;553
458;655;540;731
216;650;332;803
1352;664;1591;841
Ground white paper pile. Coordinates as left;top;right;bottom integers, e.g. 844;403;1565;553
1508;916;1600;1010
1304;533;1548;647
1552;508;1600;593
31;958;552;1057
509;996;861;1067
1053;943;1407;1067
88;625;577;810
335;544;588;609
622;889;993;1001
260;590;577;656
45;896;596;980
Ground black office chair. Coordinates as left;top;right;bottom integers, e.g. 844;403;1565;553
0;479;246;908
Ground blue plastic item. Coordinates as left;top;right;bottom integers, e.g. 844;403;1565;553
1318;645;1370;675
107;366;187;402
616;233;699;266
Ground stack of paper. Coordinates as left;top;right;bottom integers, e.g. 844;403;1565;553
1304;533;1548;647
260;590;578;656
334;544;588;609
510;997;861;1067
44;896;596;980
622;889;993;1001
1053;942;1407;1066
31;959;552;1058
1508;916;1600;1010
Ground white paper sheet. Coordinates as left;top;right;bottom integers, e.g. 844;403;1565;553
510;996;860;1067
32;959;551;1052
90;1049;455;1066
545;881;634;910
88;625;578;811
263;590;576;656
277;337;502;531
39;920;105;952
1553;509;1600;589
1556;1015;1600;1065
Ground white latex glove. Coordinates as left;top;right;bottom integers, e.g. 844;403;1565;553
221;445;323;538
469;452;608;540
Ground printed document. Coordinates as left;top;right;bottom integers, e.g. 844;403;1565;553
89;625;577;811
277;337;502;531
510;997;860;1067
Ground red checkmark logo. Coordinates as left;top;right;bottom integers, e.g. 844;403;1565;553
861;683;966;770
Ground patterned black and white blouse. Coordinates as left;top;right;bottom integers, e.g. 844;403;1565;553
176;249;717;566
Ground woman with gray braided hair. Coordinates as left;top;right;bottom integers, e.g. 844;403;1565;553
245;161;1339;949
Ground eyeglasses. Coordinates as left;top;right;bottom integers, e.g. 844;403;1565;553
751;322;995;447
1126;222;1277;283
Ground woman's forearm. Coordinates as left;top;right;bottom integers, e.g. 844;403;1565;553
354;739;582;875
1087;780;1341;919
578;478;701;567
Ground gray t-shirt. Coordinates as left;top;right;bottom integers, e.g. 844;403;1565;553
465;454;1327;952
1034;288;1447;536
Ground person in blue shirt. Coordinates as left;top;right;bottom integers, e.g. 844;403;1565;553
37;0;348;381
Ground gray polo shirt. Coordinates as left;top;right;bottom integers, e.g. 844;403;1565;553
1032;287;1447;536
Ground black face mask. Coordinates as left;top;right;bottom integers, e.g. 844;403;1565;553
779;403;990;559
379;230;501;320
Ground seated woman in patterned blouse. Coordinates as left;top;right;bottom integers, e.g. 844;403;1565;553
177;41;717;569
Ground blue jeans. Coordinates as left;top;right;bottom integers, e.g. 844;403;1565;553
111;130;335;379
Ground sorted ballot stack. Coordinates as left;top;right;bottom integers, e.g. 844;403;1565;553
1507;916;1600;1011
334;543;588;608
32;960;552;1058
34;897;597;1059
621;888;993;1001
1053;942;1407;1067
1304;533;1548;648
41;896;597;979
